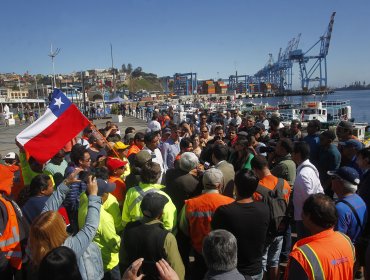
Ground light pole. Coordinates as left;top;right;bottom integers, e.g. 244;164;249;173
48;44;61;88
81;71;89;116
35;77;41;115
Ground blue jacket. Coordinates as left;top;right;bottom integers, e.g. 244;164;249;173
42;183;103;280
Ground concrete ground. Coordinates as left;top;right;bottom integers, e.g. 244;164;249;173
0;116;147;158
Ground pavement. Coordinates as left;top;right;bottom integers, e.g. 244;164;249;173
0;115;147;158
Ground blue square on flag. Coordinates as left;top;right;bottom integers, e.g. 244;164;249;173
49;89;72;117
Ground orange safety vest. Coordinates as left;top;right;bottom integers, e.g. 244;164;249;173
0;195;22;270
286;228;355;280
126;145;141;158
185;192;234;253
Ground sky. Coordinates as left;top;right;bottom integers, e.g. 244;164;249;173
1;0;370;89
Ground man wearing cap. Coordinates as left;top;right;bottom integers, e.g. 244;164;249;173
179;168;234;279
317;130;341;194
147;120;162;134
111;141;131;178
122;162;176;231
125;151;152;190
143;132;165;176
336;120;359;142
328;166;367;244
107;157;128;206
1;152;24;200
339;139;364;175
120;193;185;280
78;176;122;280
77;127;92;149
127;132;145;163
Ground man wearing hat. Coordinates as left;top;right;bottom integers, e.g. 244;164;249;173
317;130;341;194
336;120;359;142
125;151;152;190
111;141;131;178
122;162;176;231
179;168;234;279
339;139;364;175
78;176;122;280
120;193;185;280
328;166;367;244
107;157;128;206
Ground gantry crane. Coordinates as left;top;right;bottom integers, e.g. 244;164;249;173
289;12;336;90
173;73;197;95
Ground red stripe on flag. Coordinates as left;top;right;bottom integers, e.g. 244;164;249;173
24;105;89;163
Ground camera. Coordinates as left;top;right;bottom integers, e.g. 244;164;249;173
259;146;275;154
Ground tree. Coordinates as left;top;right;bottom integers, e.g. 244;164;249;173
121;64;126;72
131;67;142;78
127;63;133;74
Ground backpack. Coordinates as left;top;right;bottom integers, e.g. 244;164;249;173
256;178;289;237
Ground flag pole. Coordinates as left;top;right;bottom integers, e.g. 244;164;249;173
88;121;120;158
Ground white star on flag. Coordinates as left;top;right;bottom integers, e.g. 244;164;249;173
54;97;64;109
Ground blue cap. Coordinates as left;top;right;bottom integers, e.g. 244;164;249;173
327;166;360;185
339;139;363;151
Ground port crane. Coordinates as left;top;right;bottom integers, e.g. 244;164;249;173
173;73;198;95
254;34;301;92
289;12;336;90
228;72;252;94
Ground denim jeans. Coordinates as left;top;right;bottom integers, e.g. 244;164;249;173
262;236;284;270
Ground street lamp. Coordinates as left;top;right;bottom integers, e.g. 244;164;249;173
81;71;89;116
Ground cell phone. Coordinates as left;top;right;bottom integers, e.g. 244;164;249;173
140;260;159;278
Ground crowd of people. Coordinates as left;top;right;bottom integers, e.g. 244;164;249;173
1;107;370;280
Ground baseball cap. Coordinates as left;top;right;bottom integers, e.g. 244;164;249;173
147;120;161;133
202;168;223;187
338;139;363;151
113;141;129;151
106;157;128;171
237;131;248;138
337;121;354;131
134;151;152;167
254;123;265;131
97;178;116;196
140;192;169;219
320;130;336;141
4;152;16;160
162;127;171;135
327;166;360;185
124;133;135;143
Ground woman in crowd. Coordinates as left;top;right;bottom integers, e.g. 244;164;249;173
28;170;103;280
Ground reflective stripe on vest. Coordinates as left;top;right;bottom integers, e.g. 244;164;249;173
0;226;20;247
297;244;325;280
337;232;356;261
128;186;158;213
188;211;214;218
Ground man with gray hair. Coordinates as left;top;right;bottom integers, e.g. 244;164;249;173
203;230;251;280
164;152;202;211
329;166;367;244
179;168;234;279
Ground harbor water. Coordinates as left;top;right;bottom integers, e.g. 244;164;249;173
248;90;370;123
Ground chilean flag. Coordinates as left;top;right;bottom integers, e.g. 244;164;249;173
16;89;90;163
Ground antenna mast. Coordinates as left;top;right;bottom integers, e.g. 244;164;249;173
48;44;61;88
